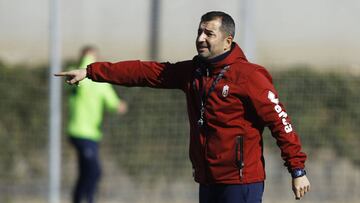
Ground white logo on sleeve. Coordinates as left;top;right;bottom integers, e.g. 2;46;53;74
268;91;293;133
222;85;229;97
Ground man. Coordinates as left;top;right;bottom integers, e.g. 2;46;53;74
66;46;128;203
56;11;310;203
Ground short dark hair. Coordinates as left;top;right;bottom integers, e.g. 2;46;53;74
201;11;235;38
80;45;98;59
81;45;97;55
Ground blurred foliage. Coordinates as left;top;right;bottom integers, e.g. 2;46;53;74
270;66;360;166
0;62;49;182
102;87;190;181
0;62;359;184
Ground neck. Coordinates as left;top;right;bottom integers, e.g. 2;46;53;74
201;43;235;64
205;49;231;64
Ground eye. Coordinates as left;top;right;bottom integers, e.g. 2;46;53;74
206;32;215;38
197;29;203;36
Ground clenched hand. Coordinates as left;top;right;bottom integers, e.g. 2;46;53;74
292;175;310;200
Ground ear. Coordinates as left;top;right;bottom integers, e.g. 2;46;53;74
224;36;233;51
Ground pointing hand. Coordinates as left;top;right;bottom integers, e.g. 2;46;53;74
54;69;87;85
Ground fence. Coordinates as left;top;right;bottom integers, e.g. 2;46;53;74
0;63;360;203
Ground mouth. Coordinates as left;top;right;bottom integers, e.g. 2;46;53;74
197;44;208;51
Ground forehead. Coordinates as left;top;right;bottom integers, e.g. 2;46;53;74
199;19;222;31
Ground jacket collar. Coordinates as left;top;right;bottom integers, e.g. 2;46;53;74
193;42;248;75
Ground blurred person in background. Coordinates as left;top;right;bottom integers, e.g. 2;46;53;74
56;12;309;203
66;46;128;203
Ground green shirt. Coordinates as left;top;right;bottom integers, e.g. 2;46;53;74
67;55;120;141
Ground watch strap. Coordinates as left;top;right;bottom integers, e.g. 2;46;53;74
291;168;306;178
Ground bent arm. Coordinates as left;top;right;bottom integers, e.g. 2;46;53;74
246;68;307;171
247;68;310;200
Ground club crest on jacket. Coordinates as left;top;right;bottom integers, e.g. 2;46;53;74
222;85;229;97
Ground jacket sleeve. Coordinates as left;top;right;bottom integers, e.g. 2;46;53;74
246;67;307;172
86;60;187;89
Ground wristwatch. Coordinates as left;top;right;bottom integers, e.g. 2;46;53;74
291;168;306;179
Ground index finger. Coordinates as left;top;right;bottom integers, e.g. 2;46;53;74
54;72;70;76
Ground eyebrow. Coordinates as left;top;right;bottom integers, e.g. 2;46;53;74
205;29;215;33
198;28;215;33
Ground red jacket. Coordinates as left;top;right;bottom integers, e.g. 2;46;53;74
87;43;306;184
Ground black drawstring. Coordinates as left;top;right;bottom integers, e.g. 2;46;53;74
193;65;230;127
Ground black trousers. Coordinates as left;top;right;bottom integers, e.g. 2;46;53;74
199;182;264;203
69;137;101;203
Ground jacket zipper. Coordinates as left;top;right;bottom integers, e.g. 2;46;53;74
236;136;244;181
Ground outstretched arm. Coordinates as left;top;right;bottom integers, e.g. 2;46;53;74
54;69;87;85
56;60;190;89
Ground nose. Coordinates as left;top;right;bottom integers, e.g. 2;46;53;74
197;32;206;42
